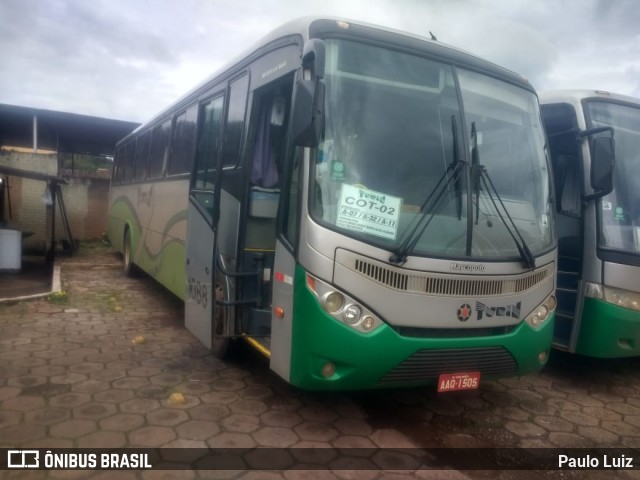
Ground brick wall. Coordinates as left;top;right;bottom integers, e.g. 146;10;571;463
1;151;110;252
0;150;58;175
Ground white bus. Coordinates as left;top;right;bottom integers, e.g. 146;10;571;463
109;18;557;390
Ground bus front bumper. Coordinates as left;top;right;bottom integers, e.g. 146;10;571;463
289;268;554;391
575;297;640;358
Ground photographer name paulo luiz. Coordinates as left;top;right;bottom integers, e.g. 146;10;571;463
559;454;633;469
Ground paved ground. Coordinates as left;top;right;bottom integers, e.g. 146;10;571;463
2;243;640;479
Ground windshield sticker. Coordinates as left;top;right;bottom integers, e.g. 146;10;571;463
615;206;625;222
602;201;612;211
330;160;346;182
336;184;402;240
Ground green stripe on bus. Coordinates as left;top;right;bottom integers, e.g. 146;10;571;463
576;297;640;358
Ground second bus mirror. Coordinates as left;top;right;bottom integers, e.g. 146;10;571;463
590;135;614;198
292;79;325;147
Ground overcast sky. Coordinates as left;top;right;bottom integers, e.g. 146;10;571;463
1;0;639;123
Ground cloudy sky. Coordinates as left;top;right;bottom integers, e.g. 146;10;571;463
1;0;639;123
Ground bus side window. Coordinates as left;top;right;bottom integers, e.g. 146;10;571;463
245;83;292;250
122;141;136;183
133;130;151;182
167;104;198;176
250;95;287;189
148;119;172;179
113;146;124;184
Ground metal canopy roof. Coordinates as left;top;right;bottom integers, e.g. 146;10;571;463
0;103;139;156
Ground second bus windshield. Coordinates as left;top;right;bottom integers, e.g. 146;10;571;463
586;100;640;255
312;39;553;261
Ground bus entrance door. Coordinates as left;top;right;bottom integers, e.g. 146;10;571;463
185;187;239;358
185;190;217;350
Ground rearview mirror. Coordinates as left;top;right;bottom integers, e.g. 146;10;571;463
291;79;325;147
578;126;614;201
590;135;614;195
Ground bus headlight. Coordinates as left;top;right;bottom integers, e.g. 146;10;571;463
324;292;344;313
524;294;556;329
585;283;640;311
306;273;383;333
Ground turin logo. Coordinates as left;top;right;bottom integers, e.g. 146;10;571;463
456;301;522;322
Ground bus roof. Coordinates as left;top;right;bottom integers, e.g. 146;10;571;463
539;89;640;106
123;16;535;144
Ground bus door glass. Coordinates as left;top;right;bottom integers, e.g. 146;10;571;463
186;73;250;356
185;95;225;350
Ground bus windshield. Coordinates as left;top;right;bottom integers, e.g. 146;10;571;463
312;39;554;260
586;101;640;254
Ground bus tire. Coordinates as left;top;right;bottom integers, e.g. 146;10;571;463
123;229;138;277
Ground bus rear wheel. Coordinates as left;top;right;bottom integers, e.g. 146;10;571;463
123;229;138;277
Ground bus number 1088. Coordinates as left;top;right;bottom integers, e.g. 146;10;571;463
188;277;208;308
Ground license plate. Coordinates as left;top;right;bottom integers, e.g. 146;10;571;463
437;372;481;392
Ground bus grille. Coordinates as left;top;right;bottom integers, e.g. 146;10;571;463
353;258;551;296
379;347;517;384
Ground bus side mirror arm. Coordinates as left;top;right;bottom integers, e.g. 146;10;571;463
578;126;615;202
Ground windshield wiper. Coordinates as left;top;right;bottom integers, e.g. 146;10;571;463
452;115;463;220
389;116;466;265
469;122;536;270
470;123;481;226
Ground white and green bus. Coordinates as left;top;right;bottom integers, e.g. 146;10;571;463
541;90;640;357
108;18;557;390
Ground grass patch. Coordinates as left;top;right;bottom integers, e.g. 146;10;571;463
47;290;69;304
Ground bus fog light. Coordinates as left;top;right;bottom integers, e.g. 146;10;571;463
321;362;336;378
362;316;375;331
343;305;362;325
538;351;548;363
324;292;344;313
536;305;549;321
531;315;540;326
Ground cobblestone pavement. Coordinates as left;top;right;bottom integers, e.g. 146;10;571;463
2;244;640;479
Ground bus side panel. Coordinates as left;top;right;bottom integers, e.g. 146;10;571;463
576;297;640;357
106;193;126;253
269;240;296;381
137;179;189;299
107;185;143;256
288;264;553;391
107;181;189;300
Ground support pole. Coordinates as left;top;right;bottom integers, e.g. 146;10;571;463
33;114;38;153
